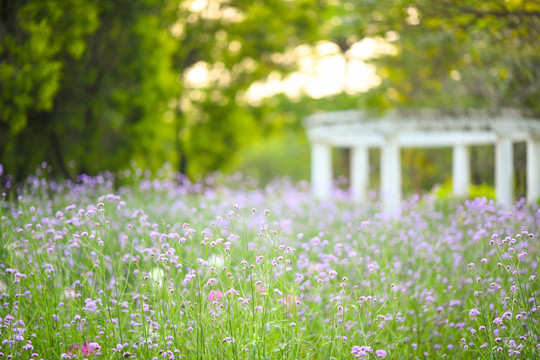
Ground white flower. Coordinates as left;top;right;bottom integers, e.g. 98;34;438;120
151;268;164;286
208;254;224;268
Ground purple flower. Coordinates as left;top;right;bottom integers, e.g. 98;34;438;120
469;309;480;317
376;349;387;358
351;345;373;356
502;311;512;319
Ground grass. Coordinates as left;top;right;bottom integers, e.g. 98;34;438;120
0;170;538;359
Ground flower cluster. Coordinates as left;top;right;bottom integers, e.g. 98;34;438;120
0;171;538;359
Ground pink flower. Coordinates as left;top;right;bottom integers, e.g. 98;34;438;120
208;290;224;302
255;285;267;296
279;294;300;313
68;342;97;356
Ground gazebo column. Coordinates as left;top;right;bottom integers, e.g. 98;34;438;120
350;146;369;201
527;137;540;204
495;135;514;205
452;144;470;197
311;142;332;199
380;135;401;212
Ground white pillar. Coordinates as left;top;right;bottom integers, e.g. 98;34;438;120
380;135;401;212
311;142;332;199
527;137;540;204
452;144;470;197
350;146;369;201
495;135;514;205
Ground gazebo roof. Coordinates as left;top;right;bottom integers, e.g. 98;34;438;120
303;109;540;147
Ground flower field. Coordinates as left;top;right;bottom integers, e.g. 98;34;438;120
0;171;539;359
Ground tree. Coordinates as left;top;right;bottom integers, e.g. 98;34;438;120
340;0;540;111
1;0;180;181
1;0;333;181
0;0;99;179
169;0;329;176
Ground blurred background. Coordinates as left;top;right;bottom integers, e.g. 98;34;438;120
1;0;539;196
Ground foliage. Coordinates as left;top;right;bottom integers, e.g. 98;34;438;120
232;131;310;184
0;0;99;134
433;181;496;200
0;0;332;182
0;0;99;180
1;0;180;181
1;0;539;190
174;0;328;175
341;0;540;110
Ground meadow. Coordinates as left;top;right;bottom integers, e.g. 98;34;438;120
0;168;539;359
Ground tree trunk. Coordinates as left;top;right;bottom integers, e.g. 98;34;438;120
50;131;71;179
80;107;93;175
175;108;188;176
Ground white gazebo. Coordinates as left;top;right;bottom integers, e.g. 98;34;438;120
303;109;540;212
